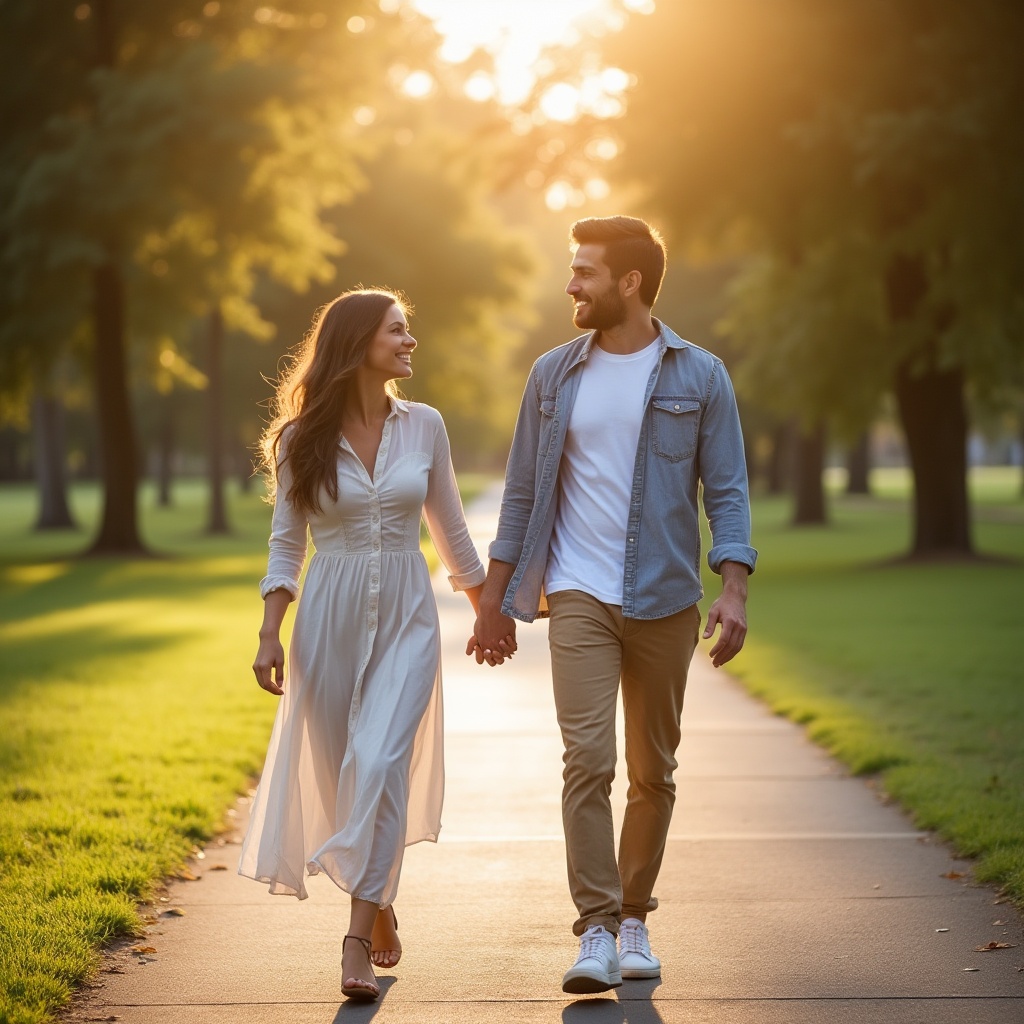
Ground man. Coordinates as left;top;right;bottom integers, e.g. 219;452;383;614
471;215;756;994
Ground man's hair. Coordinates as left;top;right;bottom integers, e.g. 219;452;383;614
570;216;667;307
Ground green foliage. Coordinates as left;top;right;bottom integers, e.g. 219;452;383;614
702;468;1024;903
0;1;385;378
252;109;540;466
605;0;1024;427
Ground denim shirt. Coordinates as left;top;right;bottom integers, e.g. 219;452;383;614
488;320;757;622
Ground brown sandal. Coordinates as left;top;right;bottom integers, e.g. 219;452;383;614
341;934;379;1002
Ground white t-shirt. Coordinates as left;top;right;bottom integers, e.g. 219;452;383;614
545;340;660;605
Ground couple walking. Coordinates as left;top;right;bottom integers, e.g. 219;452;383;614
240;215;757;1000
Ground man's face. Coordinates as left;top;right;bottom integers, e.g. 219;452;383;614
566;243;627;331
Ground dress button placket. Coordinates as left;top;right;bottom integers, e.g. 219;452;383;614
353;416;392;727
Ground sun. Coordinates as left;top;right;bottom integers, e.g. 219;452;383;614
379;1;654;209
392;0;652;107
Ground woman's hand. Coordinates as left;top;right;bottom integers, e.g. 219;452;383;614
465;631;517;666
253;634;286;695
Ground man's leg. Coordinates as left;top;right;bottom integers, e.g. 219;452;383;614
547;590;625;937
618;604;701;922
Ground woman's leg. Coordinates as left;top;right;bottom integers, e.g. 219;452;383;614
342;897;380;997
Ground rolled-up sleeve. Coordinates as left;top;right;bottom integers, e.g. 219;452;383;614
701;361;758;575
259;442;309;600
422;411;486;592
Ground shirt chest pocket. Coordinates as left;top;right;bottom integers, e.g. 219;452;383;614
651;397;701;461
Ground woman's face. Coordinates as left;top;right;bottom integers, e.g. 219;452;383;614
363;303;416;381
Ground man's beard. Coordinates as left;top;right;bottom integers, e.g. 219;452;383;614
572;287;627;330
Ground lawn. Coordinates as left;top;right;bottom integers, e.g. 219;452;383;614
0;474;488;1024
705;467;1024;904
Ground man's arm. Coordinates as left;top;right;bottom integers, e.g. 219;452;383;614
467;363;545;666
467;559;518;666
703;560;749;668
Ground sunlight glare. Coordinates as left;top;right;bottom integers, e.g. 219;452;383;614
464;72;496;103
407;0;643;107
540;83;581;123
545;180;586;211
401;70;436;98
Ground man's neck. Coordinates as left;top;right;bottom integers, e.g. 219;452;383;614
593;311;660;355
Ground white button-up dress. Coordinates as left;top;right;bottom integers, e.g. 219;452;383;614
239;400;485;904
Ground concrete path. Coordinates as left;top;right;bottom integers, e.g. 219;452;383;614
67;485;1023;1023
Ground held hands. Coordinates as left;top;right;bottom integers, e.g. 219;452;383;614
253;634;286;695
466;607;518;667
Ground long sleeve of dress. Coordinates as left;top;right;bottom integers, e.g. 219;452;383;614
259;443;310;600
421;411;486;592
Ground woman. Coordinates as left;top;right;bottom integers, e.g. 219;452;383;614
240;289;509;1000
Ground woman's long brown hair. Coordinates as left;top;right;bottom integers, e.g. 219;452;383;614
258;289;408;516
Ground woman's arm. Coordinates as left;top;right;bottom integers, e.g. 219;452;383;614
253;588;292;695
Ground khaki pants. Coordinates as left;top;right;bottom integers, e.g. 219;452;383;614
547;590;701;936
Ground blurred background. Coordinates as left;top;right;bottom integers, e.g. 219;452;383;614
1;0;1022;556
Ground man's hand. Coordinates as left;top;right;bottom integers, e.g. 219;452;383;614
468;559;518;667
703;561;749;668
468;609;518;666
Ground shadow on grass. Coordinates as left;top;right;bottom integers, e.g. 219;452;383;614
0;622;197;705
0;555;258;629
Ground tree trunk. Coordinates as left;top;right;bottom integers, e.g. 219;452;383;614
767;421;791;495
846;431;871;495
88;262;146;554
206;305;230;534
238;444;255;494
1019;414;1024;498
31;391;76;529
894;361;973;558
156;393;175;508
792;420;827;525
885;252;973;558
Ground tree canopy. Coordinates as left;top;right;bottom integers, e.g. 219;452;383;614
600;0;1024;554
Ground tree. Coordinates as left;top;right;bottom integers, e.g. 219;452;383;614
1;0;388;552
603;0;1024;557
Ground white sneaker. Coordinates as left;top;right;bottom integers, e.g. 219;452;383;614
618;917;661;979
561;924;622;994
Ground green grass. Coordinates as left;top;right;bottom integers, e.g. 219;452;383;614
0;474;491;1024
701;466;1024;904
0;481;280;1024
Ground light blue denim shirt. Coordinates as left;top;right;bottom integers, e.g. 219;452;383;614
489;320;757;622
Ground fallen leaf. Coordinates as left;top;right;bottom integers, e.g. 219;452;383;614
963;967;980;972
176;869;200;881
207;863;229;871
941;871;965;880
130;946;157;955
162;908;186;917
974;941;1018;952
158;896;170;903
